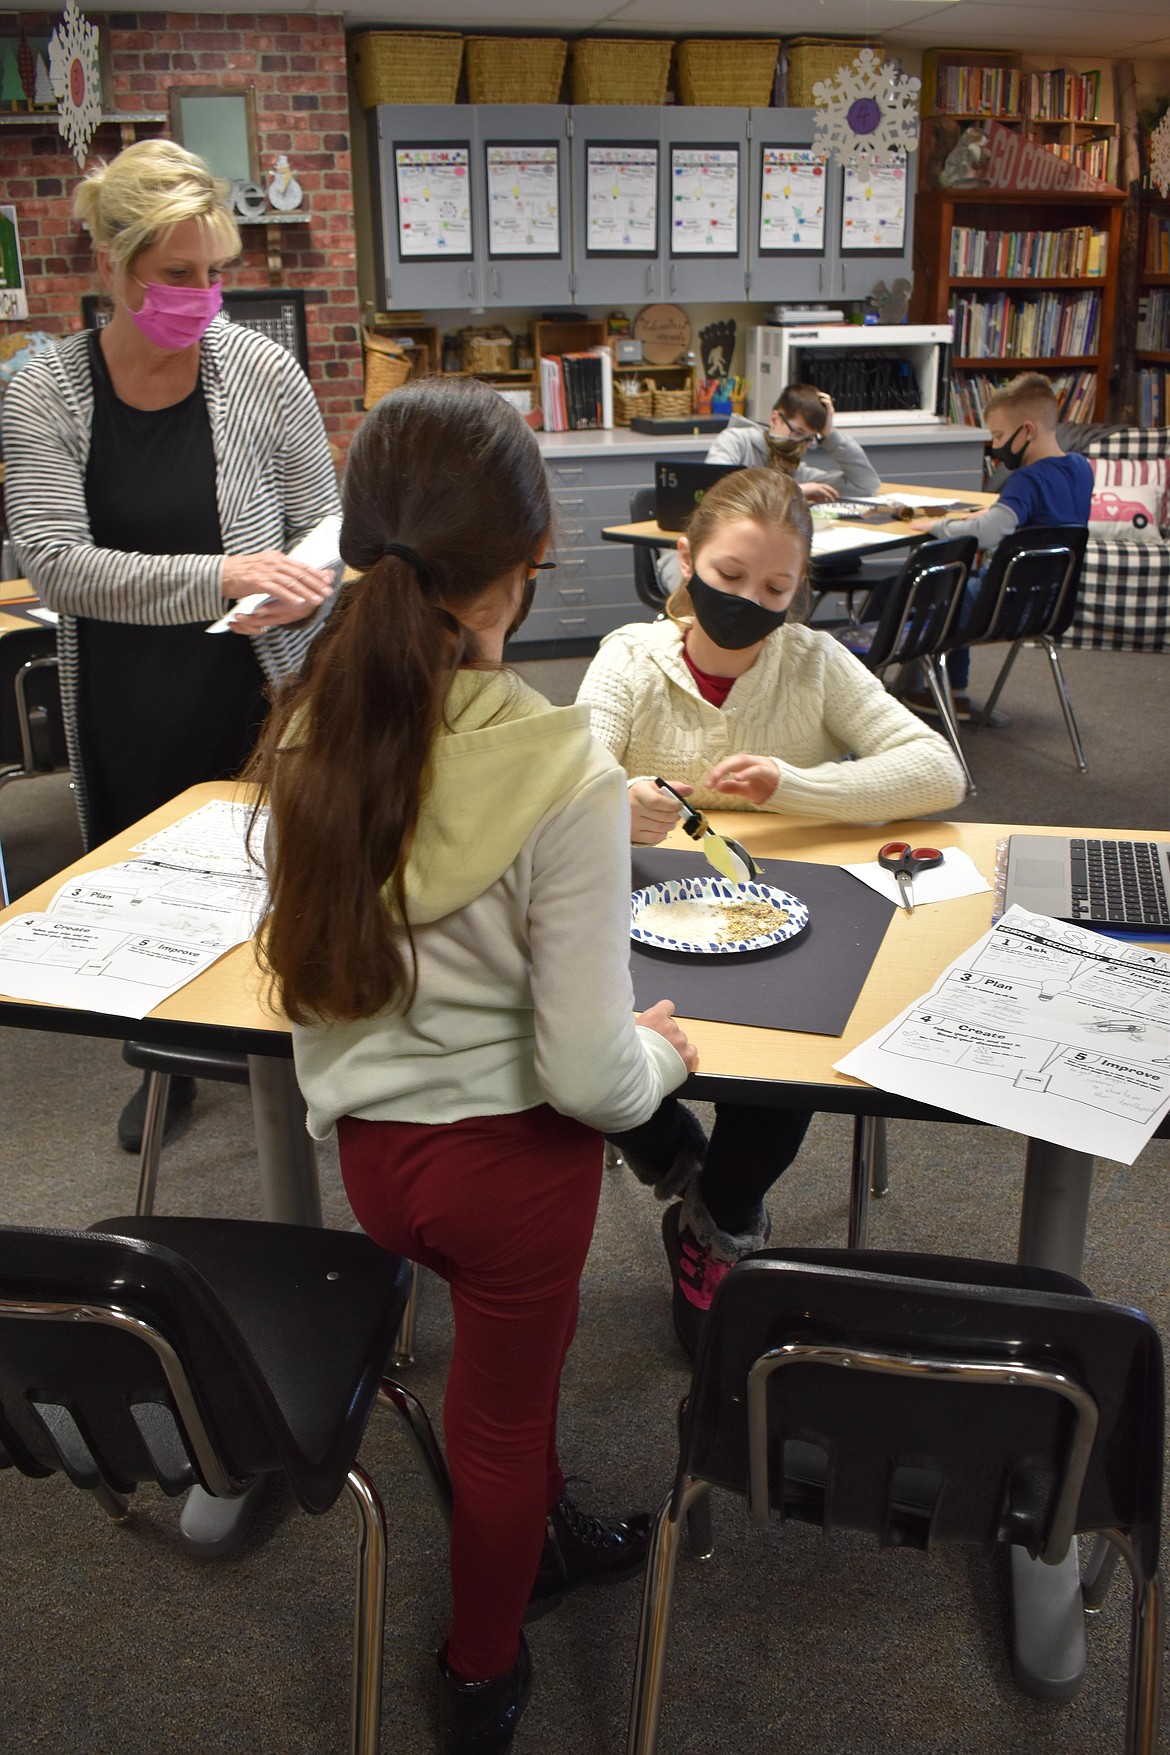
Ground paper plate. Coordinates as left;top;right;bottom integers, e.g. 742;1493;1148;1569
630;876;809;956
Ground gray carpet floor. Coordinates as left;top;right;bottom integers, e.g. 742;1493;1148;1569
1;639;1167;1754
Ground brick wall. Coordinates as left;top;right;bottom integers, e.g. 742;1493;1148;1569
2;11;363;460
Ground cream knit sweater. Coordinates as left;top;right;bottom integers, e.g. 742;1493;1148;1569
576;618;967;822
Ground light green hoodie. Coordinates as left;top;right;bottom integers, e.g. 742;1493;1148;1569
291;667;687;1136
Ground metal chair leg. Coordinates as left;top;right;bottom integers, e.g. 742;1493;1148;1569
134;1071;171;1216
391;1261;418;1367
848;1115;876;1249
628;1481;704;1755
978;638;1023;727
1100;1529;1165;1755
1042;636;1088;773
377;1377;453;1527
685;1485;714;1561
871;1115;889;1198
344;1463;388;1755
1082;1533;1122;1611
927;658;976;796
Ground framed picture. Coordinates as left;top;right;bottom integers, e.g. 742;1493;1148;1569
0;13;113;114
0;204;28;320
168;85;259;186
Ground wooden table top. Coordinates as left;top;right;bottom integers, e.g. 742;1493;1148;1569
3;779;1155;1113
0;577;47;639
603;483;996;551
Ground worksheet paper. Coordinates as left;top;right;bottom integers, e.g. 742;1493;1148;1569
132;799;267;877
759;147;826;252
586;144;658;253
835;905;1170;1164
670;147;739;254
394;146;473;258
486;144;560;256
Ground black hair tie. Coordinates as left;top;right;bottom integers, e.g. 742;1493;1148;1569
382;540;428;583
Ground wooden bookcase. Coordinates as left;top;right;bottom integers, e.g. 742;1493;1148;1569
921;50;1119;186
912;187;1125;424
1137;191;1170;424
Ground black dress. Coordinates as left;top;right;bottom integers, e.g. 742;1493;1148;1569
77;331;270;846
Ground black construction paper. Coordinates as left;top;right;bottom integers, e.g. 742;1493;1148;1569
629;849;896;1037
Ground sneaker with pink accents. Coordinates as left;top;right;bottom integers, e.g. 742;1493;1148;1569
661;1201;770;1360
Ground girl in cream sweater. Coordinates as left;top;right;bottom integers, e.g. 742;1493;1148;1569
577;469;965;1356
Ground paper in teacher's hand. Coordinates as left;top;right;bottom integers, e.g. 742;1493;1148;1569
208;591;269;633
844;847;991;908
207;514;343;634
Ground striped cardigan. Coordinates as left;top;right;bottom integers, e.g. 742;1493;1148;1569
1;319;341;843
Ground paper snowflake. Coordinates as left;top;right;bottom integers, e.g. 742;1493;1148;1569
48;0;103;167
812;47;921;182
1151;112;1170;199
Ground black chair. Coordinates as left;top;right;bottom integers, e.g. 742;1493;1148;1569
0;1215;452;1754
833;535;979;796
628;1248;1164;1755
630;487;671;613
962;524;1091;769
0;630;68;905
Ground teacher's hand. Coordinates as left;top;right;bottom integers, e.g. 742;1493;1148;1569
703;753;781;806
222;551;335;615
629;778;692;845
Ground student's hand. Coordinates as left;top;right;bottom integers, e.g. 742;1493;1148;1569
222;551;335;615
635;999;699;1074
629;778;693;845
703;753;781;806
800;480;838;504
816;392;836;438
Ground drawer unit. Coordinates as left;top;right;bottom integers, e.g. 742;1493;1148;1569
548;546;634;586
511;601;657;646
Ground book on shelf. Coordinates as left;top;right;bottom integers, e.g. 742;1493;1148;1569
538;347;613;432
1137;290;1170;351
1146;215;1170;276
948;224;1108;279
948;366;1097;426
952;288;1100;359
935;63;1020;117
1026;68;1101;122
1138;367;1169;428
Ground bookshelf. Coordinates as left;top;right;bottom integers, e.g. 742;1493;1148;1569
1137;192;1170;425
913;188;1124;424
921;51;1120;186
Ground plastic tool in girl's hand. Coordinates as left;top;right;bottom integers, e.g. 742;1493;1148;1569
878;841;944;913
654;778;762;885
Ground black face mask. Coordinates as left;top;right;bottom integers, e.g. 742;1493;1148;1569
688;569;788;651
987;423;1030;472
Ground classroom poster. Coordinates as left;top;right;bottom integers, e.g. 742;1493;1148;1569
394;146;472;259
840;162;906;253
486;144;561;257
670;146;739;255
586;143;658;254
0;204;28;320
758;148;827;253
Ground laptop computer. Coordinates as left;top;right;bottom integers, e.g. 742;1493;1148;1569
654;461;741;532
1003;834;1170;931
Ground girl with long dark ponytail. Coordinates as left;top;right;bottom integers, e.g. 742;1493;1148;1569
251;379;695;1755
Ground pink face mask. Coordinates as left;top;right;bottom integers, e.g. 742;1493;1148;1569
128;278;223;350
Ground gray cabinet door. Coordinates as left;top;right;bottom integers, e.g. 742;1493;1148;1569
746;109;834;307
373;106;479;309
661;108;749;302
569;107;665;306
475;106;573;308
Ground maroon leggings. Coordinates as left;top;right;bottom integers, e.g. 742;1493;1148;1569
338;1105;604;1681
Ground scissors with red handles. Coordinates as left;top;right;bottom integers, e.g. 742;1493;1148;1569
878;841;944;913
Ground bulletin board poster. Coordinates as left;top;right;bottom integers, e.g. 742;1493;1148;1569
840;162;907;255
758;147;827;255
586;143;659;256
486;143;561;259
0;203;28;320
394;144;473;260
670;145;739;256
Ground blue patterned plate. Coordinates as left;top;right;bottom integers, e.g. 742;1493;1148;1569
630;876;809;956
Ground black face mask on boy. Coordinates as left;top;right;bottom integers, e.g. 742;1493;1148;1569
687;569;788;651
987;424;1031;472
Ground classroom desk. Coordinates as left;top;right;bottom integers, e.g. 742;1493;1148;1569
601;482;998;557
1;784;1164;1686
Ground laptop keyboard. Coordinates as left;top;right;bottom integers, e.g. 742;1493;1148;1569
1069;839;1170;926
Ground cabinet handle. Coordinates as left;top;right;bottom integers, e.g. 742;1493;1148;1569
561;528;585;541
558;556;584;569
818;261;824;293
464;267;474;301
554;466;584;480
668;263;677;295
645;263;654;296
491;266;501;298
558;617;589;630
557;588;587;604
557;497;586;508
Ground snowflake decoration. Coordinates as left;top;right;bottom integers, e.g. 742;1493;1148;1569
812;47;921;183
1151;112;1170;199
48;0;103;168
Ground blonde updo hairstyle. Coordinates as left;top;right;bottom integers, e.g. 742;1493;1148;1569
667;466;814;627
73;138;240;288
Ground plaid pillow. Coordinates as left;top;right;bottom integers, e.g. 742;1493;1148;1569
1060;538;1170;651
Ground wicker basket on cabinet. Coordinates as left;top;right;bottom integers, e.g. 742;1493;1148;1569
349;31;463;108
652;387;694;419
614;384;654;426
783;38;883;108
464;37;567;104
361;332;412;409
570;38;673;105
674;38;780;107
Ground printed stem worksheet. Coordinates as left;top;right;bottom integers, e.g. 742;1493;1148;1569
836;905;1170;1162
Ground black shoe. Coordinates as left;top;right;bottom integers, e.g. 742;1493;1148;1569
525;1489;652;1622
436;1635;532;1755
117;1073;197;1154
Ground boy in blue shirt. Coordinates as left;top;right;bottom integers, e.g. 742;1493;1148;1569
907;372;1093;720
